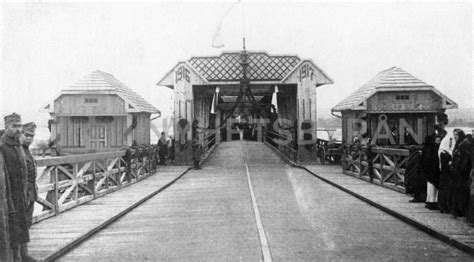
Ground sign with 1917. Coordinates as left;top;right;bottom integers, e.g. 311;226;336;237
298;63;315;82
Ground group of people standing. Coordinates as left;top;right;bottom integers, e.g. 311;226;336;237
1;113;38;261
156;131;203;170
406;118;473;224
156;132;175;166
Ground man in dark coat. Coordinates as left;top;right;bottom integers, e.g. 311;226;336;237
405;146;425;202
169;136;175;165
19;122;38;261
1;113;36;261
192;136;202;169
467;134;474;225
21;123;38;227
451;134;471;218
438;149;452;213
157;132;168;165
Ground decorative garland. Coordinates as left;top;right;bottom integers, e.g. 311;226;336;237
95;116;114;124
131;115;138;129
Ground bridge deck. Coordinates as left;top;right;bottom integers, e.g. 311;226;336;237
305;164;474;251
27;142;472;261
28;166;189;260
24;141;467;261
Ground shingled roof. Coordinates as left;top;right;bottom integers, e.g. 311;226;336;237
62;70;159;114
332;67;456;112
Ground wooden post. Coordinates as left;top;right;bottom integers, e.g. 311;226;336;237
380;153;385;186
92;160;97;198
393;155;399;186
215;111;221;144
357;148;362;177
53;167;60;215
0;154;12;261
73;162;78;204
367;145;375;183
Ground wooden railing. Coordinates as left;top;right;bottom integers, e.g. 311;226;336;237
32;146;158;223
264;129;298;163
343;144;412;192
202;129;217;154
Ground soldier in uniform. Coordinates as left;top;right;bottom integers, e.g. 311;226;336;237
192;136;202;169
1;113;36;261
157;132;168;165
20;123;38;232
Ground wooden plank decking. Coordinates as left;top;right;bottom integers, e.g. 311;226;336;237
24;142;474;261
56;142;471;261
305;164;474;253
28;166;189;261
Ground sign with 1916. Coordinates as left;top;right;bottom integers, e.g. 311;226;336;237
175;65;190;83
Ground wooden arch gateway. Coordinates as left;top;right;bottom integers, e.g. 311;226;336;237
157;50;333;164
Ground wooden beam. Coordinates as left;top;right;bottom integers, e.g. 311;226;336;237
215;111;221;144
194;85;275;97
36;151;124;167
217;102;269;111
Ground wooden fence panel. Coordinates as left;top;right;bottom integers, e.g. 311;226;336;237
29;146;159;224
343;145;410;192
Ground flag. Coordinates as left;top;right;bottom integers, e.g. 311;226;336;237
211;87;220;114
271;85;278;113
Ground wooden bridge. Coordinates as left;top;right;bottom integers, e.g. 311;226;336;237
0;50;471;261
1;139;473;261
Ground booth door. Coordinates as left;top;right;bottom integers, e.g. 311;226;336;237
90;125;107;149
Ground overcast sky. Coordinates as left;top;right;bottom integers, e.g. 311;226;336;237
1;0;472;125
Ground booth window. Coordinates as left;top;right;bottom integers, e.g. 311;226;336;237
84;98;98;104
395;94;410;100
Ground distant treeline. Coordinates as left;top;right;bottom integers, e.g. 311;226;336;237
447;119;474;128
447;108;474;128
318;117;342;129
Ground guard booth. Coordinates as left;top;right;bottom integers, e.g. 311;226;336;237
331;66;457;191
332;66;457;146
43;70;160;154
157;49;333;164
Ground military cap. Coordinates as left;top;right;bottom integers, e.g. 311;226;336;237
23;122;37;135
4;112;21;128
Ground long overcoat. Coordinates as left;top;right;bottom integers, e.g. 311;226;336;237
1;135;29;243
23;145;37;228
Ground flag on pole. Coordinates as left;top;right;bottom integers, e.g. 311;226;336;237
211;87;220;114
271;85;278;113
